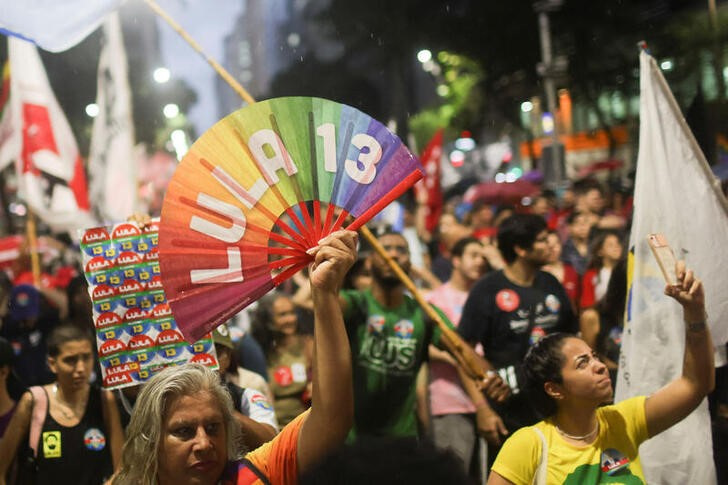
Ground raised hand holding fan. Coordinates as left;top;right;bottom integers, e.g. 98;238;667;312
159;97;423;341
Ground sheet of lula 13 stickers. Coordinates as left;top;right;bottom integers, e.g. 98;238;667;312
80;219;218;390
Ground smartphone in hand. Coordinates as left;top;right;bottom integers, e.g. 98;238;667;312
647;233;678;286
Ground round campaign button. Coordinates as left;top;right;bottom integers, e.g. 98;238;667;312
544;294;561;314
83;428;107;451
529;326;546;345
495;289;520;312
394;319;414;339
274;366;293;387
366;315;385;335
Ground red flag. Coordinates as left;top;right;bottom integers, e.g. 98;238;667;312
6;38;95;233
0;235;22;269
414;129;444;233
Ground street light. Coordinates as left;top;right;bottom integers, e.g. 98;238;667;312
153;67;170;84
163;103;179;119
171;129;188;160
85;103;99;117
417;49;432;63
287;32;301;48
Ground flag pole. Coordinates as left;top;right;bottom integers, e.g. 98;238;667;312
25;208;41;286
646;52;728;217
143;0;256;106
146;2;487;378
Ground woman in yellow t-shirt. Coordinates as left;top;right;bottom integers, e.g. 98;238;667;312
489;261;714;485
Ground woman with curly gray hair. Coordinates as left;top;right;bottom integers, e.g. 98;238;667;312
112;364;240;484
114;230;358;485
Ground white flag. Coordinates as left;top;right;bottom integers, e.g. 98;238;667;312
0;62;18;172
6;38;96;233
615;51;727;484
88;12;138;223
0;0;124;52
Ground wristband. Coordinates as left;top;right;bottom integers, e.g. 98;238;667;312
686;321;707;332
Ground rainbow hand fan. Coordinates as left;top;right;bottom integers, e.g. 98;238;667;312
159;97;423;341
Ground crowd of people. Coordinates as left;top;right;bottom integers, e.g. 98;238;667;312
0;176;724;484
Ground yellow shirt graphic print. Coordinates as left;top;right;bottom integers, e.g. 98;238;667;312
42;431;62;458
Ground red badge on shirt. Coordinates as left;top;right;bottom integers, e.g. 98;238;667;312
274;366;293;386
496;289;520;312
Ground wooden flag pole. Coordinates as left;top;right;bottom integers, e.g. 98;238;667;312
145;2;486;380
143;0;256;106
25;208;41;287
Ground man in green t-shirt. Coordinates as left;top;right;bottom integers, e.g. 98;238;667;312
340;230;454;440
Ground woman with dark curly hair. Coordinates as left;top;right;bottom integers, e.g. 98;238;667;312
488;261;714;485
251;291;313;427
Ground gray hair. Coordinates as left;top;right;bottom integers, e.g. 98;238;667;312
113;363;241;485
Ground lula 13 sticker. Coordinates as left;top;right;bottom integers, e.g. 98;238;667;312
95;312;122;330
97;326;127;342
190;353;217;367
99;339;126;357
92;285;117;313
156;329;185;347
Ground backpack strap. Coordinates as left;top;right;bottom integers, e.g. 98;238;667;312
531;427;548;485
28;386;48;458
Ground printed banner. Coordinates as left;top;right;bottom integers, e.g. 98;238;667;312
615;51;724;484
81;219;217;390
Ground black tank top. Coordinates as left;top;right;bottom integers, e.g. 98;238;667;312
35;385;113;485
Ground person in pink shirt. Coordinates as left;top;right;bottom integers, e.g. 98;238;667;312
426;236;488;476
